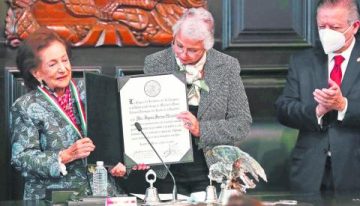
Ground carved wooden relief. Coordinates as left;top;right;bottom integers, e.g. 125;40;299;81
5;0;207;47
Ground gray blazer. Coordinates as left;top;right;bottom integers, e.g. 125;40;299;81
144;48;252;178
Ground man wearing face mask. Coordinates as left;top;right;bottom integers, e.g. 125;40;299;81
275;0;360;193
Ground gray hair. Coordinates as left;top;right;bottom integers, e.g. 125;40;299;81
172;8;215;50
316;0;360;25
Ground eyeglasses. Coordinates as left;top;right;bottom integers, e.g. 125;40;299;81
172;39;205;57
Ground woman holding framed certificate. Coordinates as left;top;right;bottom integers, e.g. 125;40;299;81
143;8;252;194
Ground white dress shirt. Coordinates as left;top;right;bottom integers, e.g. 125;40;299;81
317;38;355;124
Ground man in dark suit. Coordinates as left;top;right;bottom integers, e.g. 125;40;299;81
276;0;360;193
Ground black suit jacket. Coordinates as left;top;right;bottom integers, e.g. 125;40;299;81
275;38;360;192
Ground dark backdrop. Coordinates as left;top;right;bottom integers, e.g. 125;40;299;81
0;0;323;200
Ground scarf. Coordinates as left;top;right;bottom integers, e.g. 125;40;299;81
176;53;209;106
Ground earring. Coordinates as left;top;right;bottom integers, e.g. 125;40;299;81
39;80;44;88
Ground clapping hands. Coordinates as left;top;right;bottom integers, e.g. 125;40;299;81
313;79;346;117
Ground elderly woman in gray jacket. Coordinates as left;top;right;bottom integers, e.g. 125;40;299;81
143;8;252;194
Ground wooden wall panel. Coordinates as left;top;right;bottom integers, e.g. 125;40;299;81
0;0;8;200
222;0;317;48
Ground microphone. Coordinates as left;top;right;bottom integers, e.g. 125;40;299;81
134;122;178;202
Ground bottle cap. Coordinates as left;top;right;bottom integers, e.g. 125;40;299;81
96;161;104;166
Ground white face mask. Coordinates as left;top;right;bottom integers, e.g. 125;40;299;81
318;25;352;54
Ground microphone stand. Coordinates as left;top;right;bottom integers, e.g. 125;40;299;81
135;122;178;202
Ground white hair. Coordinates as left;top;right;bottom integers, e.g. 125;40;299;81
172;8;215;50
317;0;360;24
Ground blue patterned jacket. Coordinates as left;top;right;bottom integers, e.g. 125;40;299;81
10;80;122;199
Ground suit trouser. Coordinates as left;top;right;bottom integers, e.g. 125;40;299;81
320;156;334;193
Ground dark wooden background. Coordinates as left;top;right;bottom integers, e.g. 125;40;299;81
0;0;323;200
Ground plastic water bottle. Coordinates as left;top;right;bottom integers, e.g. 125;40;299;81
92;161;108;196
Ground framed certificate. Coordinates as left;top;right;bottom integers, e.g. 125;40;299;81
118;73;194;167
86;72;193;167
86;72;123;167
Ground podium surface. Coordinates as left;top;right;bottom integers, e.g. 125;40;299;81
2;192;360;206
